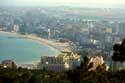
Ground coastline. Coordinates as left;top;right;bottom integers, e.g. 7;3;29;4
0;31;72;69
0;31;71;53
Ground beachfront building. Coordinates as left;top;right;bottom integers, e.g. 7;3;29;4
13;24;19;33
37;53;82;72
48;29;51;39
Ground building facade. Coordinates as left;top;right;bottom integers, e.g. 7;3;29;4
37;53;82;72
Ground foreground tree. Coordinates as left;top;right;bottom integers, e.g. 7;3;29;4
112;39;125;69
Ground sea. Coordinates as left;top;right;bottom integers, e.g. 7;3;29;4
0;33;60;65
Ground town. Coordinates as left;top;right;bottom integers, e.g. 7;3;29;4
0;6;125;83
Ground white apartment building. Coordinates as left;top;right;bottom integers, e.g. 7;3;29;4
37;53;82;72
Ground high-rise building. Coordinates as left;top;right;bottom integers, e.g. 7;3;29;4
48;28;51;39
13;24;19;33
118;23;125;36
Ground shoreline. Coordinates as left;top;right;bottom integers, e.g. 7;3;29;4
0;31;72;69
0;31;71;53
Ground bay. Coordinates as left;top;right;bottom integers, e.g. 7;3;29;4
0;33;59;65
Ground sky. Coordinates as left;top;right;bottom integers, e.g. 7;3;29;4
0;0;125;8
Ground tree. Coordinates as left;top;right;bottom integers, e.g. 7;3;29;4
112;39;125;69
21;72;32;83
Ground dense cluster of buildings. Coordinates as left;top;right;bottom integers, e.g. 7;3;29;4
0;53;123;71
37;53;82;72
0;7;125;71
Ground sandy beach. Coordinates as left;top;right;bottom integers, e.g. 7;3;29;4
0;31;72;69
0;31;71;53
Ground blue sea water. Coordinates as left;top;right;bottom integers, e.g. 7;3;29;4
0;33;59;64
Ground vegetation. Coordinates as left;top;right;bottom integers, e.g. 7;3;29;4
112;38;125;68
0;41;125;83
0;68;71;83
0;56;125;83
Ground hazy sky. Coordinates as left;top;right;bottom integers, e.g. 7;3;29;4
1;0;125;8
